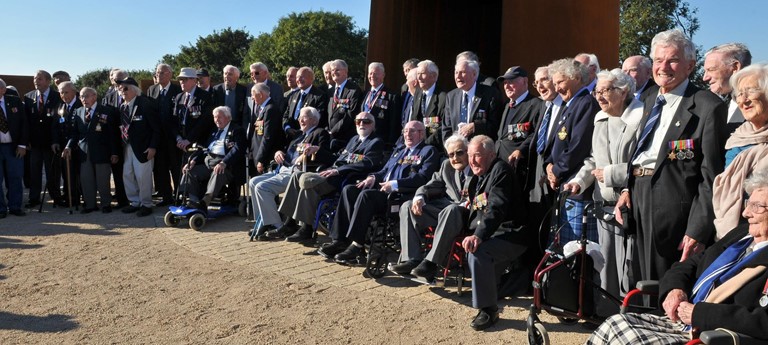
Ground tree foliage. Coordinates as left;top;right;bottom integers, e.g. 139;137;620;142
75;68;153;98
243;11;368;85
162;27;253;82
619;0;700;61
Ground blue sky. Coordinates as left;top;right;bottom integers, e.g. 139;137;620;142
1;0;763;81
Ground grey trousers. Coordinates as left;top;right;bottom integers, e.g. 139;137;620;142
398;197;453;262
424;204;468;266
278;172;337;226
123;145;154;208
80;157;112;209
469;238;526;309
250;168;293;227
186;156;231;203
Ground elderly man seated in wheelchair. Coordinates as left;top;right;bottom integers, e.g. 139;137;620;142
266;112;385;242
390;134;472;276
586;171;768;344
181;106;247;210
317;120;441;264
249;106;334;238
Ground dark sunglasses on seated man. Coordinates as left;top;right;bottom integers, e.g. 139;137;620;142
355;119;373;125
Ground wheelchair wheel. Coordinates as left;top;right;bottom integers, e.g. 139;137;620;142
528;322;550;345
557;317;579;325
164;211;180;227
189;213;206;231
364;221;389;279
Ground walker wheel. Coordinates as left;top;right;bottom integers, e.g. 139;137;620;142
528;322;550;345
164;211;180;227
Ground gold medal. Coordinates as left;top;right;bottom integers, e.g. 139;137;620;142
95;124;102;132
557;126;567;140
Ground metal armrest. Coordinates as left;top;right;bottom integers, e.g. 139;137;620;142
700;329;757;345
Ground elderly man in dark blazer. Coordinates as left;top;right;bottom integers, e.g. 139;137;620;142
362;62;400;145
460;135;528;331
616;29;728;283
282;67;329;141
0;79;29;217
318;120;441;264
590;172;768;344
52;81;83;208
249;106;334;237
148;63;182;207
247;83;286;176
116;78;161;217
271;112;385;242
442;59;501;143
391;134;471;275
63;87;119;214
414;60;446;147
213;65;248;127
326;59;364;149
24;70;63;208
182;106;247;210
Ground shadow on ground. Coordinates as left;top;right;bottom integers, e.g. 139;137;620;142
0;237;44;250
0;311;79;333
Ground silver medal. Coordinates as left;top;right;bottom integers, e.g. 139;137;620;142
760;295;768;307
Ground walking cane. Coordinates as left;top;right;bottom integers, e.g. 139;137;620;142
66;154;73;214
38;185;47;213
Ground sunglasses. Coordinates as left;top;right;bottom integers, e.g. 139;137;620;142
119;87;130;92
355;119;373;125
447;150;465;158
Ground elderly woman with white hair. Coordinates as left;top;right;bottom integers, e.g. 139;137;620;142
711;63;768;241
563;68;644;310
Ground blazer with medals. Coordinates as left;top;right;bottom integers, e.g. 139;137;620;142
248;97;286;169
52;98;83;147
67;104;120;164
147;83;182;141
415;159;470;204
363;85;400;145
328;134;385;186
544;88;600;198
370;141;440;195
24;87;62;149
282;127;334;172
467;158;527;242
282;85;329;139
627;83;726;254
327;80;364;143
496;92;542;162
212;83;248;126
442;83;501;141
122;95;161;163
414;86;447;146
192;124;248;186
660;224;768;338
171;87;214;146
2;95;28;147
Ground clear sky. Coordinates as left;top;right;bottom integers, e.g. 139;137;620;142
1;0;764;81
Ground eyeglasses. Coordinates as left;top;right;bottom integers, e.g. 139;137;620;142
735;87;763;101
403;128;425;134
744;200;768;214
355;119;373;125
119;87;130;92
251;71;261;76
592;87;620;97
447;150;465;159
533;79;552;88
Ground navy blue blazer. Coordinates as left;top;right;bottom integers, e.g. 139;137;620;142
469;158;527;241
212;83;248;126
124;96;161;163
282;85;329;139
363;85;401;145
2;95;28;147
496;92;542;160
171;88;214;146
284;127;334;171
371;141;440;194
52;98;83;146
193;124;248;185
147;83;182;133
24;87;62;148
67;104;120;164
249;98;286;168
442;83;502;141
331;134;385;184
544;88;599;187
327;80;364;142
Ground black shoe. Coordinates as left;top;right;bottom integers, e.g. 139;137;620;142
274;219;300;237
390;260;421;275
265;224;297;240
122;205;140;213
318;240;350;259
334;244;366;265
411;260;438;279
470;307;499;331
136;206;153;217
9;209;26;216
25;200;40;208
80;207;98;214
252;225;274;241
101;206;112;214
285;224;314;243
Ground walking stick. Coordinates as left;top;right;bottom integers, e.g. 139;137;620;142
38;185;46;213
66;155;73;215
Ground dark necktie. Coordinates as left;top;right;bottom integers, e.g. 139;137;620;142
85;108;92;123
536;104;553;155
225;88;236;112
459;171;466;188
722;93;732;104
420;93;427;116
334;86;341;108
0;101;8;133
460;92;469;123
160;88;166;98
38;93;44;114
508;99;516;108
294;92;305;119
631;94;667;162
120;104;131;144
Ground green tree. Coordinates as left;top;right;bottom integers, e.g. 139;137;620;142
243;11;368;86
76;68;153;97
619;0;700;61
162;27;253;83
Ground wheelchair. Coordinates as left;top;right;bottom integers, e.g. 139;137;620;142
363;193;404;278
422;226;471;295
